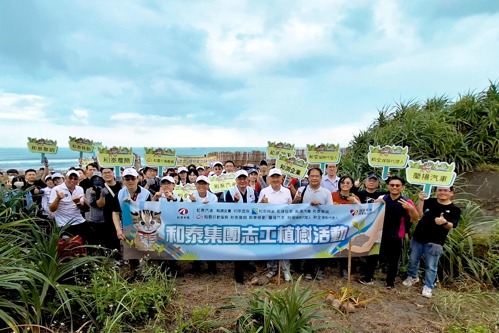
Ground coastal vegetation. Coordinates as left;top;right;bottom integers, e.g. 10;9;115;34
0;82;498;332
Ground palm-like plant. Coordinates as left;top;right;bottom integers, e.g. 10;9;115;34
222;277;348;333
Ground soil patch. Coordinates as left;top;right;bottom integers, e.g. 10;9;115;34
171;262;445;332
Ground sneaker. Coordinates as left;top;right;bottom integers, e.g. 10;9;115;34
283;270;292;282
305;273;313;280
358;278;374;285
315;270;325;280
266;270;277;279
422;286;433;298
402;276;420;287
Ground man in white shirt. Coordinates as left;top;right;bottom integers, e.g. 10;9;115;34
293;167;333;280
320;163;340;193
258;168;293;281
49;170;89;241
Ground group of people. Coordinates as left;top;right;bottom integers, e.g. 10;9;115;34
1;158;461;298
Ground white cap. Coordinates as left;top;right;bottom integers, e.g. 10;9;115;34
235;170;248;178
66;170;79;178
213;161;223;167
51;172;63;179
122;168;139;177
268;168;282;177
160;176;175;183
178;166;188;173
196;166;205;170
196;175;210;184
45;175;52;181
90;171;103;179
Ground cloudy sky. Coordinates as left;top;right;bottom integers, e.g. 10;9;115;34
0;0;498;148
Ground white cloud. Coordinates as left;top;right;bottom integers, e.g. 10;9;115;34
70;109;89;125
110;113;182;124
0;92;48;121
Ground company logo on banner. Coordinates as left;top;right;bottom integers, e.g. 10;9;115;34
121;201;385;261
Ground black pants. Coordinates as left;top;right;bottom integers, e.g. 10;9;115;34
363;236;402;285
64;222;91;244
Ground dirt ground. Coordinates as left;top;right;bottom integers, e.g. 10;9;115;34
171;261;446;333
459;171;499;215
162;172;499;332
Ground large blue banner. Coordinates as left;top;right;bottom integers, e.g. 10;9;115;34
121;200;385;260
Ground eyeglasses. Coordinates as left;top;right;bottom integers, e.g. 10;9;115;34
388;184;402;188
124;176;136;181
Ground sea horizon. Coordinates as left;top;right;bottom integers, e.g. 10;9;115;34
0;146;269;172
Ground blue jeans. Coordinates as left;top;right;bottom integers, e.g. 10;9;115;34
407;239;443;289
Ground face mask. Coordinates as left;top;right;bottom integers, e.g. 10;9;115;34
14;181;24;189
93;180;104;187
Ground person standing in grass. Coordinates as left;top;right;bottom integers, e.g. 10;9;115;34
258;168;293;282
372;176;419;289
292;167;333;280
225;169;258;284
403;186;461;298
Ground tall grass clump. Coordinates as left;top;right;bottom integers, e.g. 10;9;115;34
440;199;499;287
221;277;348;333
0;188;101;331
341;81;498;176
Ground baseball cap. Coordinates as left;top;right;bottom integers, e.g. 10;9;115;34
66;170;79;178
143;166;158;173
122;168;139;177
367;173;380;180
51;172;63;179
196;175;210;184
44;175;52;181
196;166;205;170
268;168;282;177
160;176;175;183
90;171;103;179
213;161;223;167
235;170;248;178
248;168;258;175
178;167;188;173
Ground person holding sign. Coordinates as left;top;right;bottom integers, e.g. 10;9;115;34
353;173;389;204
372;176;419;289
258;168;293;282
402;187;461;298
186;176;218;203
225;169;258;283
153;176;180;202
332;175;361;278
187;175;218;275
112;168;152;274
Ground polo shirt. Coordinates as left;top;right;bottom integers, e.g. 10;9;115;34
113;185;152;212
258;185;292;204
185;191;218;203
320;175;340;193
296;185;333;205
48;182;86;227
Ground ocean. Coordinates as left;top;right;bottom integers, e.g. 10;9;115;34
0;147;266;172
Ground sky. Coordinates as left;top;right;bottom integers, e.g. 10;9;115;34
0;0;498;148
